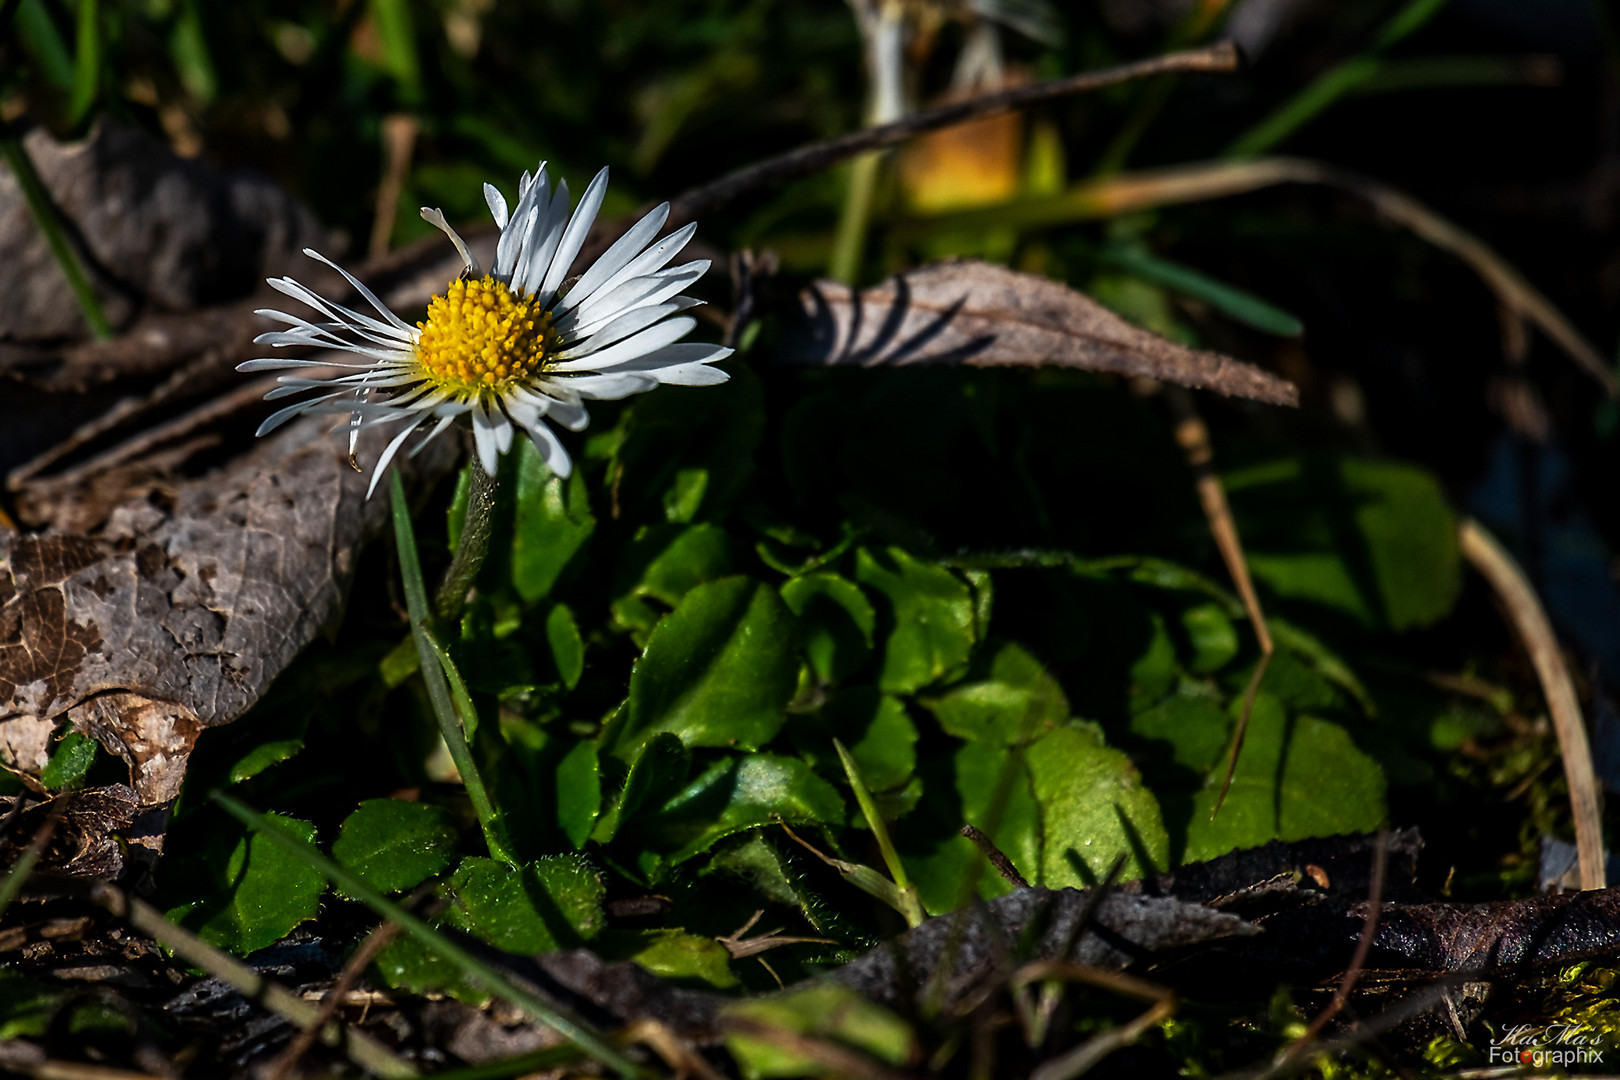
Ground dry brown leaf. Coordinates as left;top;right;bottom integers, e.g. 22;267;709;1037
777;259;1299;406
0;417;456;863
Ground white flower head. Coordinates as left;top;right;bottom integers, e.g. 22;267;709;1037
239;164;731;496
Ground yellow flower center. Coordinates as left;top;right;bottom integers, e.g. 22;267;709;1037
414;275;555;396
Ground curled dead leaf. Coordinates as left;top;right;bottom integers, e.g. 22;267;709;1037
777;259;1299;406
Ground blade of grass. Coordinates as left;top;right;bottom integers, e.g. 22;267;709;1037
212;792;642;1079
1103;246;1304;336
0;130;112;340
834;739;925;927
91;882;419;1079
899;157;1615;395
1225;0;1452;160
68;0;100;125
16;0;74;91
390;471;514;864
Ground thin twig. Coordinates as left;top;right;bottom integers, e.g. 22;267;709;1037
961;824;1029;888
667;43;1241;225
1458;517;1605;889
904;158;1614;396
1164;386;1274;817
266;918;406;1080
1279;831;1389;1063
89;884;419;1079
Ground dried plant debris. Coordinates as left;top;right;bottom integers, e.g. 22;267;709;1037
778;259;1299;406
0;122;334;342
0;418;456;862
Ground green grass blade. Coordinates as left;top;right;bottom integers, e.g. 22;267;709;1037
212;792;642;1079
419;622;479;742
69;0;101;125
834;738;925;927
16;0;74;91
0;132;113;340
371;0;423;104
1103;247;1304;337
1225;0;1453;160
390;472;515;865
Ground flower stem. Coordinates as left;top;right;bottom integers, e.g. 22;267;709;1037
435;453;497;621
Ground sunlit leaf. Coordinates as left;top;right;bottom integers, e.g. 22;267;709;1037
1028;724;1168;885
1182;695;1387;864
332;799;457;896
619;577;799;759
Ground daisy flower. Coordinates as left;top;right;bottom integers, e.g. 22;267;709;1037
239;165;731;495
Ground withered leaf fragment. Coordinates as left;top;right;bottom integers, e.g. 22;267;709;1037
778;258;1299;406
0;418;454;865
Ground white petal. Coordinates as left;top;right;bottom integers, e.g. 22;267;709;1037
552;370;660;400
513;177;571;297
559;201;669;314
516;414;573;479
420;208;481;277
547;315;695;373
584;341;733;374
495;164;549;279
409;413;458;456
564;261;709;335
559;221;698;316
484;182;509;229
255;389;352;436
300;250;416;334
366;413;433;499
471;400;503;476
645;362;732;386
238;357;388;372
556;301;691;358
538;167;609;303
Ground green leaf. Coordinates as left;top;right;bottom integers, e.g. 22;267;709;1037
551;741;602;851
40;731;97;790
332;800;458;896
629;754;845;866
445;855;605;951
780;572;875;685
921;641;1067;745
791;688;916;793
621;929;738;989
226;737;305;785
1028;725;1168;886
619;578;799;759
1177;601;1240;675
1128;692;1231;776
166;814;326;955
902;742;1041;914
512;444;596;603
0;971;67;1039
724;983;915;1078
1224;455;1461;632
545;604;585;689
854;547;976;695
592;732;690;845
611;523;734;639
1182;694;1387;864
